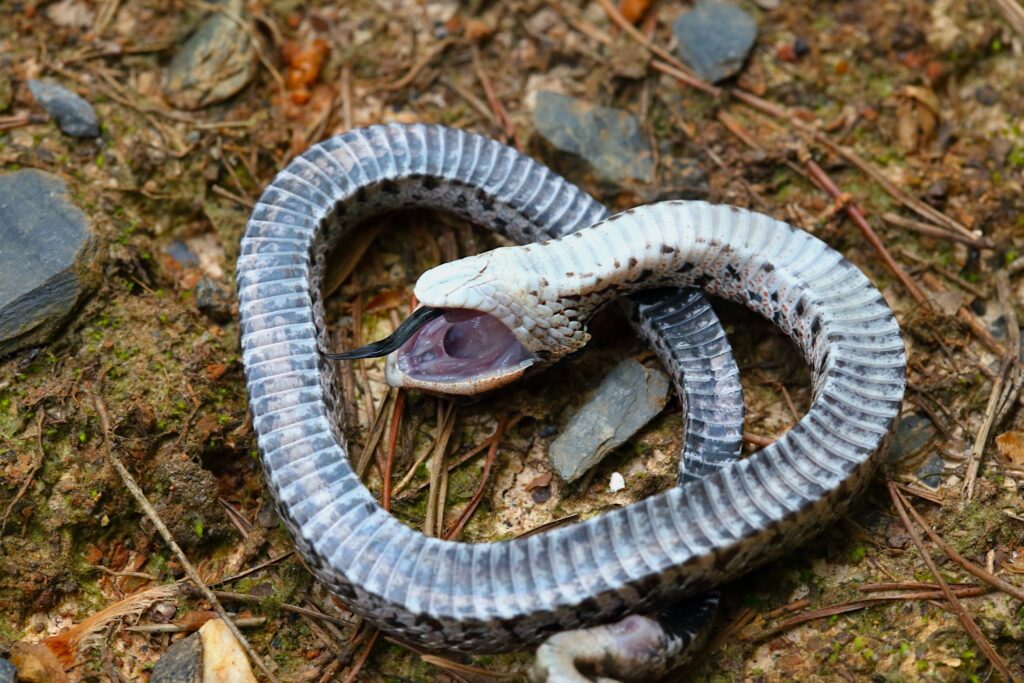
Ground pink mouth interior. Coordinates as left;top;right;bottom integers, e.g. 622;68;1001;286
395;309;534;383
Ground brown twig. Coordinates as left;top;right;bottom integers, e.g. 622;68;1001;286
743;431;775;447
859;581;978;593
649;56;974;240
882;212;995;250
424;402;457;536
209;552;295;586
470;44;519;149
124;617;267;633
212;590;353;628
805;159;930;306
444;415;510;540
964;356;1014;499
380;38;457;91
381;389;406;511
0;112;48;131
889;483;1014;681
397;414;522;499
341;628;380;683
89;391;281;683
893;481;945;505
897;489;1024;603
993;0;1024;37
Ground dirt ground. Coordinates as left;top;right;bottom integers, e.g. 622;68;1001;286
2;0;1024;681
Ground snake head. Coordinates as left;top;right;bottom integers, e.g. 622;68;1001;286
386;249;550;395
374;246;589;395
329;247;591;395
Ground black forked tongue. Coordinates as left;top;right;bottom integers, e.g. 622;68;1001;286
324;306;443;360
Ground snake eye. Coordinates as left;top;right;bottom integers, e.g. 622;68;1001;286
390;308;535;392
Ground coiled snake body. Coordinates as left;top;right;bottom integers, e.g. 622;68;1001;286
237;124;905;677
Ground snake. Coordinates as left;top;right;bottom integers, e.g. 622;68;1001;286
236;124;906;679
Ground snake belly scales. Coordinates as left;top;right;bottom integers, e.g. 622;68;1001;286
236;124;905;659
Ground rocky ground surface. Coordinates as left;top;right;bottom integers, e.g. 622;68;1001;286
2;0;1024;681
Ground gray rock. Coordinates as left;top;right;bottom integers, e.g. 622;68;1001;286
915;452;946;489
0;657;15;683
165;240;198;268
0;170;101;356
27;80;100;138
151;632;202;683
549;358;670;483
194;277;233;323
165;0;256;110
533;91;655;185
887;412;937;462
672;0;757;83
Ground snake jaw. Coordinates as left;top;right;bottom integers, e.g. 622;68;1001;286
383;308;537;395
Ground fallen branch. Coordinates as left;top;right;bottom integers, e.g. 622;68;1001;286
882;212;995;250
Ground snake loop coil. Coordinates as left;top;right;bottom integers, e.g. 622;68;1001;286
237;124;905;677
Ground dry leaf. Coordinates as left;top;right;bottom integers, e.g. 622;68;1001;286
996;431;1024;466
619;0;653;24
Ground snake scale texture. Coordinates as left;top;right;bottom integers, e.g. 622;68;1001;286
237;124;905;661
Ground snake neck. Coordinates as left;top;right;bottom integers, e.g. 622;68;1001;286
414;201;828;366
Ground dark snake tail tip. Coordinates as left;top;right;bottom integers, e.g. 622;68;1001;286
324;306;443;360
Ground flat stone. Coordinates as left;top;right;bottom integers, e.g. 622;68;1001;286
0;170;101;356
165;0;256;110
27;80;100;138
672;0;757;83
915;452;945;489
533;91;655;185
151;633;202;683
0;657;15;683
549;358;670;483
887;412;937;462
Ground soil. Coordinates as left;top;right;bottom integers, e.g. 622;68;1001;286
2;0;1024;681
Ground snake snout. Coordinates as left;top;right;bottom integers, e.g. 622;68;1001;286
385;308;536;395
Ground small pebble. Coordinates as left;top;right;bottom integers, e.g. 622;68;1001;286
164;241;199;268
27;79;100;138
194;278;233;323
609;472;626;493
0;657;15;683
974;84;999;106
672;0;758;83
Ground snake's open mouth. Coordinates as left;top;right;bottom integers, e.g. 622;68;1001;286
388;309;535;393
